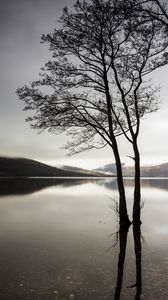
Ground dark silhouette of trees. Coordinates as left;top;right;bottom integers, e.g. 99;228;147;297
114;13;168;223
17;0;132;225
17;0;168;223
108;0;168;223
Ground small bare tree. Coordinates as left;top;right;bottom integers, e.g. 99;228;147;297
17;0;168;224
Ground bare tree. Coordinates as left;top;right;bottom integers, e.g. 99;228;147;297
17;0;168;224
17;0;132;225
113;0;168;223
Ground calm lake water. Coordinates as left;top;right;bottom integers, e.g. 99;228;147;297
0;178;168;300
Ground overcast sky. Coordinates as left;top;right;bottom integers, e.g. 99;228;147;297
0;0;168;169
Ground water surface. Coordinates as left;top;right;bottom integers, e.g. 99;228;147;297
0;178;168;300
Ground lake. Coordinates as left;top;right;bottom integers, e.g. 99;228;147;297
0;178;168;300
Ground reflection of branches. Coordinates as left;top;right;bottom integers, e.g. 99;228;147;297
106;230;120;252
107;196;120;222
104;197;121;252
109;200;120;219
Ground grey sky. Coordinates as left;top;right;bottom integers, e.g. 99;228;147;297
0;0;168;169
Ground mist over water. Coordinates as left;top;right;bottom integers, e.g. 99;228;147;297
0;178;168;300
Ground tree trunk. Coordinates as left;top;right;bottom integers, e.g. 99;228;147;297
113;143;131;226
133;140;141;224
103;72;130;226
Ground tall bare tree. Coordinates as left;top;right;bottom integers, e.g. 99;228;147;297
17;0;168;224
114;0;168;223
17;0;132;225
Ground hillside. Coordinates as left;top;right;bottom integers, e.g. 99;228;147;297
94;163;121;175
1;156;167;178
0;157;102;177
95;163;168;177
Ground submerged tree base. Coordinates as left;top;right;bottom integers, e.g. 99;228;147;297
133;219;142;226
119;215;132;228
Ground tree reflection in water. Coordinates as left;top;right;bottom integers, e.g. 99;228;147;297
133;223;142;300
114;225;129;300
113;220;142;300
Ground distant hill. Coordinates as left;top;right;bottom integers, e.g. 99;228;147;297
94;163;122;175
95;163;168;177
1;156;167;178
0;157;103;178
125;163;168;177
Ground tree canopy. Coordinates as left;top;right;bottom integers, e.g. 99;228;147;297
17;0;168;154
